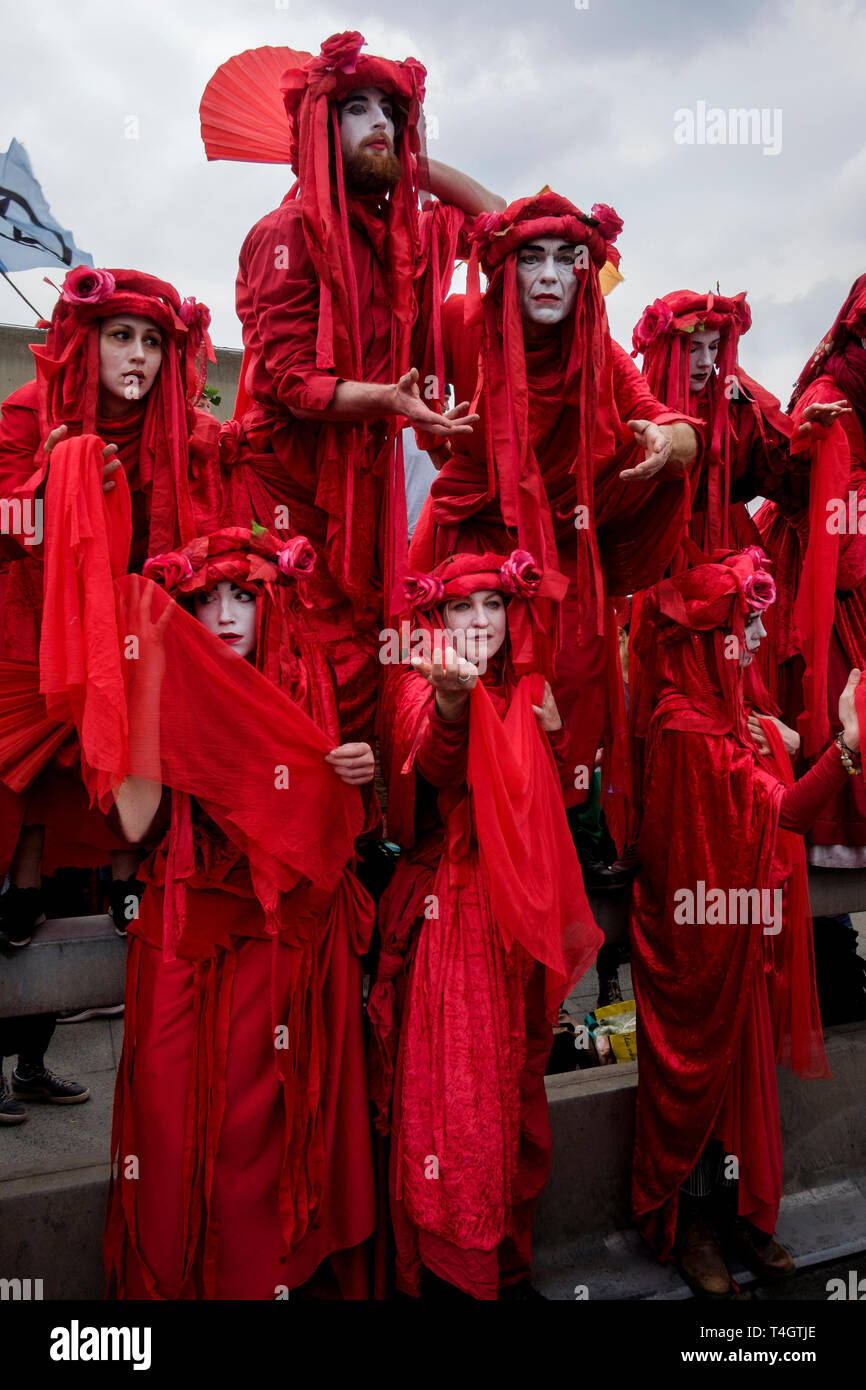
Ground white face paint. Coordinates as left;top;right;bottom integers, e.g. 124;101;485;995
441;589;508;666
739;612;767;667
689;328;721;395
98;316;163;417
338;86;396;162
516;238;581;327
193;581;258;661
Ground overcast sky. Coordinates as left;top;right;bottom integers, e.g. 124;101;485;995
1;0;864;405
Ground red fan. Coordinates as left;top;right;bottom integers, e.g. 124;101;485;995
200;45;312;164
0;661;72;793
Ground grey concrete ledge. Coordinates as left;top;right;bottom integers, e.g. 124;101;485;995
0;916;126;1018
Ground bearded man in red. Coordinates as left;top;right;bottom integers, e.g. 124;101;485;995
630;545;859;1295
202;32;502;745
409;192;700;835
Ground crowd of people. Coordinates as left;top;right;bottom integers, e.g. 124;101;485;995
1;29;865;1302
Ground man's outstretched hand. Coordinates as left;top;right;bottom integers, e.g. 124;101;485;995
619;419;673;480
392;369;479;438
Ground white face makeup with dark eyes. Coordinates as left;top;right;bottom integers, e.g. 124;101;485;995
442;589;508;664
689;328;721;394
338;87;396;161
516;238;581;325
739;611;767;667
194;581;258;661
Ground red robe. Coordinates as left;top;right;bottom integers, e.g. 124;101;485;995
0;383;221;873
224;196;469;744
369;656;601;1298
631;702;834;1258
409;299;698;813
757;375;866;844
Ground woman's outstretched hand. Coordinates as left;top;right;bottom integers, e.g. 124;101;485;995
838;668;862;752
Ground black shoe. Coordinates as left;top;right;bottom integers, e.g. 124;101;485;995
108;877;145;939
0;885;46;948
0;1072;27;1125
11;1066;90;1105
57;1003;124;1024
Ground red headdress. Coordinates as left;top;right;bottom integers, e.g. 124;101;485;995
403;547;568;676
463;190;624;636
790;272;866;428
631;289;757;548
633;541;776;745
32;266;215;553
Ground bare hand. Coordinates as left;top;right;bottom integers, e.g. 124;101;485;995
748;713;800;759
392;369;479;438
412;641;478;720
532;680;563;732
620;420;673;480
324;742;375;786
838;668;862;752
43;424;121;493
797;400;852;436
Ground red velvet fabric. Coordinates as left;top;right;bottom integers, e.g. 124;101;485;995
757;368;866;842
368;567;600;1297
629;555;830;1259
411;284;697;821
227;194;469;742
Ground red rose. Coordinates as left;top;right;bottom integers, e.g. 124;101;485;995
590;203;623;244
142;551;195;591
632;299;675;354
499;549;542;597
404;572;445;610
276;536;316;578
60;266;116;307
743;568;776;612
319;31;366;73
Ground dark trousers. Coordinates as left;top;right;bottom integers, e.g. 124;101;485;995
0;1013;55;1067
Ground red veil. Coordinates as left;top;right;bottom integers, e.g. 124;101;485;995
629;547;828;1258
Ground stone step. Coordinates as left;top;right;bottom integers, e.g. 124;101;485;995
0;915;126;1017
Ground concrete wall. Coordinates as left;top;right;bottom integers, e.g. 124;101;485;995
0;322;242;423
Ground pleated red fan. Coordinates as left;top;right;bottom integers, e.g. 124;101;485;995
200;45;312;164
0;661;72;793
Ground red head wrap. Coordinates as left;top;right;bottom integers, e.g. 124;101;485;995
276;33;426;376
403;548;568;674
634;542;775;743
462;191;623;639
32;266;215;554
631;289;756;548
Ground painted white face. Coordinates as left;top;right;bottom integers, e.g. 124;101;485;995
739;612;767;667
193;581;258;661
689;328;721;395
98;316;163;417
338;86;396;161
442;589;508;667
516;238;581;326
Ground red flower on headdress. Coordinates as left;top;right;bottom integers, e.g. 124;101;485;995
499;549;542;597
743;569;776;612
143;551;195;590
276;536;316;578
590;203;623;244
60;266;116;307
180;297;211;336
404;572;445;610
632;298;675;353
319;31;366;73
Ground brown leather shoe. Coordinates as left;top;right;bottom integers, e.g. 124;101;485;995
733;1219;795;1279
676;1217;734;1297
